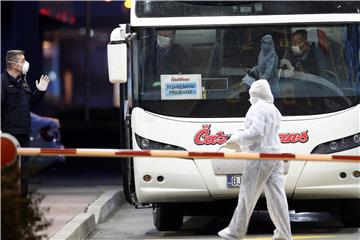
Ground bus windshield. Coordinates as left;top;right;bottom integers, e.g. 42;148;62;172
133;24;360;117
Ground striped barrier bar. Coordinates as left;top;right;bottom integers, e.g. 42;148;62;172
16;147;360;162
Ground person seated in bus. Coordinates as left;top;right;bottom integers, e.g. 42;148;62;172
155;30;189;75
280;29;331;77
239;34;280;96
141;30;189;89
143;30;190;90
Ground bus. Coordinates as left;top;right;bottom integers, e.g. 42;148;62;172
107;0;360;231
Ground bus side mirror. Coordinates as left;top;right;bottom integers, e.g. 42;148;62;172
107;26;128;84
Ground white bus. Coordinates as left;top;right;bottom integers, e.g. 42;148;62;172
107;0;360;231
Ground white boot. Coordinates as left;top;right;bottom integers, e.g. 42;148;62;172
272;229;293;240
218;227;241;239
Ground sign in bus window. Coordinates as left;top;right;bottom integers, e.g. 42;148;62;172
161;74;202;100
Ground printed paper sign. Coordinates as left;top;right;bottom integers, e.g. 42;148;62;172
161;74;202;100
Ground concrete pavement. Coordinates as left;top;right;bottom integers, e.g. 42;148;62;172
29;159;123;239
35;186;123;239
89;204;360;240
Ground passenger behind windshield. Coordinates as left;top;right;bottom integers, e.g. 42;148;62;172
280;29;331;77
143;30;190;90
155;30;189;75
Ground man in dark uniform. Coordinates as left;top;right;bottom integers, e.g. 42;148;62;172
1;49;49;195
280;29;331;76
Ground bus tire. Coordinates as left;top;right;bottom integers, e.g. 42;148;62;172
153;204;183;231
340;199;360;227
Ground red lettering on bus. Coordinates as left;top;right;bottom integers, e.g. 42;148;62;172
279;131;309;143
194;124;230;145
194;125;309;145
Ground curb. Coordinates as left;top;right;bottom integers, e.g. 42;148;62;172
85;190;123;224
49;213;96;240
49;189;125;240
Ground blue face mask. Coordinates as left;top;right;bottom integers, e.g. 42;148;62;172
261;42;272;52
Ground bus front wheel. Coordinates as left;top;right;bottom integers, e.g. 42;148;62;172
153;203;184;231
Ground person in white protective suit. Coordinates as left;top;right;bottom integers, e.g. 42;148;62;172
218;80;292;240
240;34;280;97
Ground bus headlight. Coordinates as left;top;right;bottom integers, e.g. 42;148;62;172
135;134;186;151
329;141;338;151
354;134;360;144
164;145;174;150
140;138;150;148
311;132;360;154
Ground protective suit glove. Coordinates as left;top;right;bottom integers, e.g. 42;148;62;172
222;134;245;151
280;59;295;78
228;134;239;144
36;75;50;91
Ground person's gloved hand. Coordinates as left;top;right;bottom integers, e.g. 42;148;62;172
280;59;294;71
36;75;50;91
228;134;239;144
222;133;244;151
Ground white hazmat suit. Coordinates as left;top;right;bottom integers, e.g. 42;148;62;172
242;34;280;97
218;80;292;240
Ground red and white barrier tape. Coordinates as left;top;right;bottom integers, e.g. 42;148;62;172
16;148;360;162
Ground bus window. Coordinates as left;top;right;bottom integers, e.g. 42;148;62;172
134;24;359;117
279;25;359;113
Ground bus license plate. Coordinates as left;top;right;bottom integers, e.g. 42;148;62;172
227;175;242;188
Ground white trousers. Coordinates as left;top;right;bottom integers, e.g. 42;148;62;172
228;160;292;240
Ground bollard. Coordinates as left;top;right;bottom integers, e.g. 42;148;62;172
1;133;20;168
1;133;22;195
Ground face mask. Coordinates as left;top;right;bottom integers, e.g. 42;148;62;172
261;42;272;52
291;45;301;55
291;41;305;56
157;35;171;48
21;61;30;74
8;60;30;74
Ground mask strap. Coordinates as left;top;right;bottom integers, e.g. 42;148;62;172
294;41;306;48
7;60;21;65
